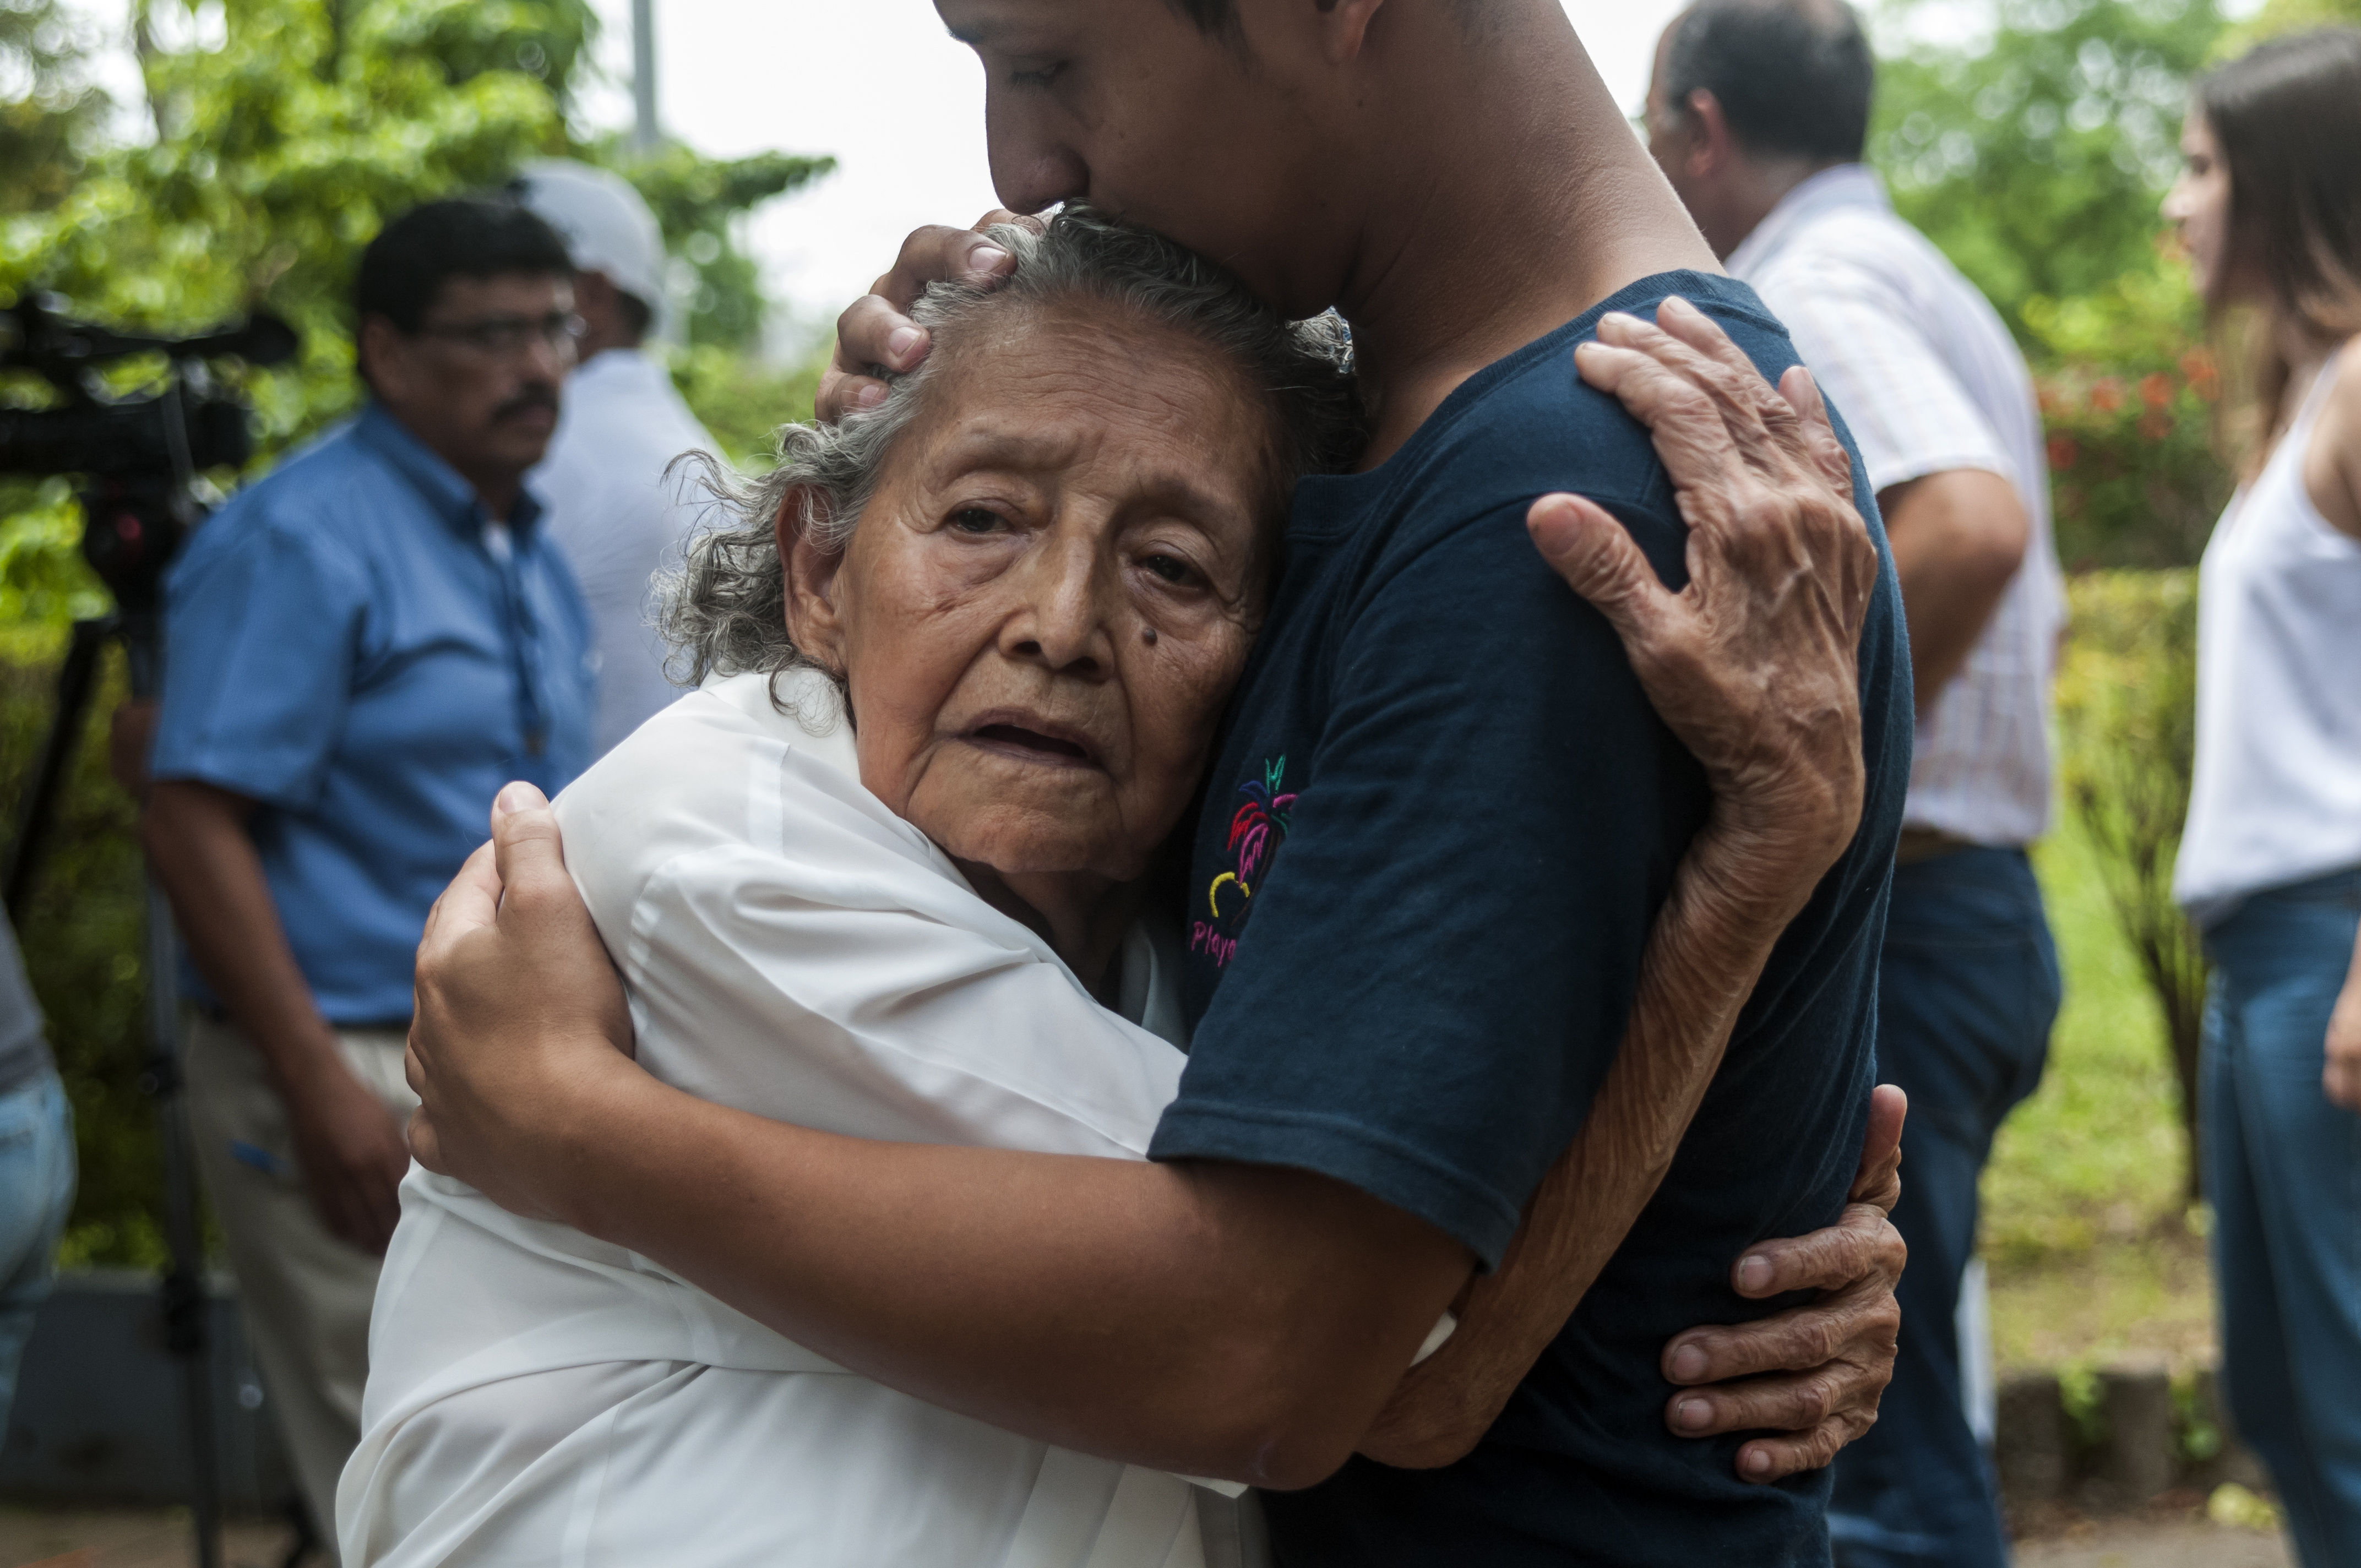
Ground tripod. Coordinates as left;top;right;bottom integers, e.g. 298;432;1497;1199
6;606;226;1568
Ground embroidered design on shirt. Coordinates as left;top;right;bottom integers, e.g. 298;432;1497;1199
1195;756;1292;968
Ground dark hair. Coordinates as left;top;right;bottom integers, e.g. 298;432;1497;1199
1665;0;1874;164
2194;27;2361;461
353;198;575;334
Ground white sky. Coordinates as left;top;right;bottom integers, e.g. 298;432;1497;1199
69;0;2264;348
579;1;1699;342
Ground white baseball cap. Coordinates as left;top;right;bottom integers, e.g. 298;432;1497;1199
513;159;668;315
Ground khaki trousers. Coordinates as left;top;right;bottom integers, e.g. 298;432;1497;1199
183;1012;416;1558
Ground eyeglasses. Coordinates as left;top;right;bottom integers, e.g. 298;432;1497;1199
416;312;585;361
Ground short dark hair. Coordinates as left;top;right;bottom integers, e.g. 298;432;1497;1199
1665;0;1874;164
354;198;575;334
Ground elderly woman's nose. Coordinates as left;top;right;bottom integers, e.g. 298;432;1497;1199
999;538;1116;676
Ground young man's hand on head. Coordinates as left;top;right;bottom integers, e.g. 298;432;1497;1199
816;211;1042;420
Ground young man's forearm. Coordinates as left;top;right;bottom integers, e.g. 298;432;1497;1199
526;1057;1469;1489
1356;820;1822;1466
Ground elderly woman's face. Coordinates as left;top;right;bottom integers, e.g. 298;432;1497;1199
786;302;1277;884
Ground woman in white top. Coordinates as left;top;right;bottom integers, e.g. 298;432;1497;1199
351;209;1909;1565
2164;31;2361;1567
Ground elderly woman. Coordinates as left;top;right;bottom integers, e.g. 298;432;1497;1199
345;210;1899;1566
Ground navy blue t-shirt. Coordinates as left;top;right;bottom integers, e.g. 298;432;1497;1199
1149;270;1912;1564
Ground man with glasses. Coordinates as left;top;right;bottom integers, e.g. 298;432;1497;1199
142;198;595;1550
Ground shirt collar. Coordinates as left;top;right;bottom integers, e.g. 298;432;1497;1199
1724;163;1889;282
353;401;546;541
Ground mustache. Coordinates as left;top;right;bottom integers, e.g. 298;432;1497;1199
492;385;561;422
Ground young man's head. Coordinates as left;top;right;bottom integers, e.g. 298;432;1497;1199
355;198;578;508
1644;0;1873;257
936;0;1566;318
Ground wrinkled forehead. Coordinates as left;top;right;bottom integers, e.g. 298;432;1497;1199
898;296;1290;528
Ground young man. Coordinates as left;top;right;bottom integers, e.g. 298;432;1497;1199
143;199;596;1546
1644;4;2064;1561
402;1;1911;1560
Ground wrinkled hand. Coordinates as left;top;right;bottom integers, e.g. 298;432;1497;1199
815;210;1046;421
1662;1084;1907;1482
405;782;635;1221
1531;297;1881;912
282;1055;410;1255
2327;973;2361;1112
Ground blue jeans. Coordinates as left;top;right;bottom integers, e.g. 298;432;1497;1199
1831;846;2059;1568
0;1069;78;1429
2203;867;2361;1568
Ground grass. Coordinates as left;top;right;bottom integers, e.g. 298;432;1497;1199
1984;804;2215;1374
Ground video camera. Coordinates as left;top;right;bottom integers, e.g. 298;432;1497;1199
0;292;297;612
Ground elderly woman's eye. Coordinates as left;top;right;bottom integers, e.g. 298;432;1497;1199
1141;553;1198;586
949;508;1005;535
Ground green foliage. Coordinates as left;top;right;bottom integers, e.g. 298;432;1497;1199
0;0;830;632
0;0;107;215
1868;0;2236;568
671;339;826;470
2054;569;2206;1197
1872;0;2228;337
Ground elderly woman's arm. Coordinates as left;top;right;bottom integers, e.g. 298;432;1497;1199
1353;301;1902;1471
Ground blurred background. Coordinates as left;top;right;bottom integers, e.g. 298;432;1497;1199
1;0;2351;1559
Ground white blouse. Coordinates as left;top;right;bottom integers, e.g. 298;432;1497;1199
2175;345;2361;920
337;667;1263;1568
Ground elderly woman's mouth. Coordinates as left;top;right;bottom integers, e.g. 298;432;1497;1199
962;717;1103;769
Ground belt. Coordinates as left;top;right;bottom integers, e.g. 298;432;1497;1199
1894;827;1978;866
194;1002;412;1034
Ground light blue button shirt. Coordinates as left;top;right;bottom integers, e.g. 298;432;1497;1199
153;404;596;1022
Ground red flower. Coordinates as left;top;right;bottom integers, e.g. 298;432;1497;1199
2182;349;2219;403
2090;378;2125;413
2047;434;2080;471
2139;372;2173;410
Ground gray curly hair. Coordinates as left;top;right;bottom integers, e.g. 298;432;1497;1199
657;205;1363;697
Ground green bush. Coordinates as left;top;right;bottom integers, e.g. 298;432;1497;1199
2054;568;2207;1199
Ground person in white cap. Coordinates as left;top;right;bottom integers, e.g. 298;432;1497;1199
514;159;721;756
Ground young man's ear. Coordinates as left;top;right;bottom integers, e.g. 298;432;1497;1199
1311;0;1386;64
777;491;850;676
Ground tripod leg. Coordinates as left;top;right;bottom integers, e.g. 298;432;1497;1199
145;883;225;1568
3;617;111;921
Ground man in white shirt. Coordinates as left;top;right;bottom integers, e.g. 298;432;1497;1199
1645;3;2067;1564
515;160;720;755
